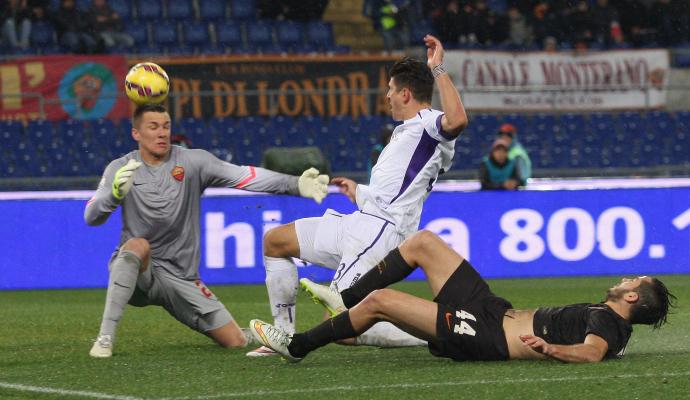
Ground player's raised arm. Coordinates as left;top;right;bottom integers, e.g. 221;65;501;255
194;149;329;203
425;34;468;138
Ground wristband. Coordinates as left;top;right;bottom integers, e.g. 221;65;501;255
432;64;446;78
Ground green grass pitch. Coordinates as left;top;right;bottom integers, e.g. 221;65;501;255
1;275;689;400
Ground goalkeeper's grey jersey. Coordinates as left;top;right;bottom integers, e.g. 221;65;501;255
85;145;299;280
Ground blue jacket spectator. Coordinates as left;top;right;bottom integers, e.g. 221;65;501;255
497;123;531;186
479;138;521;190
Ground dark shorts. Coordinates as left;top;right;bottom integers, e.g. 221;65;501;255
428;260;512;362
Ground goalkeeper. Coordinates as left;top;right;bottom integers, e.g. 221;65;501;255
85;104;329;358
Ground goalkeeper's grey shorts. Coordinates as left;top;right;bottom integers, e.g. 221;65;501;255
124;262;233;333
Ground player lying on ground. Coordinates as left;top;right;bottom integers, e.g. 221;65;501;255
85;104;329;358
249;33;469;356
250;230;675;363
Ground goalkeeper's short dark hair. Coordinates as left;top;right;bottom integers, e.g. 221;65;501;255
132;104;168;128
389;57;434;104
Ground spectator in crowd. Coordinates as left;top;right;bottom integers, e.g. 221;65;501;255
54;0;97;53
648;0;685;47
2;0;31;49
364;0;410;51
506;6;533;49
258;0;329;21
471;0;492;45
432;0;463;45
89;0;134;51
29;0;49;21
590;0;619;47
368;124;393;180
530;1;561;47
542;36;558;52
379;0;408;51
610;0;648;47
569;1;594;46
497;123;531;186
479;138;521;190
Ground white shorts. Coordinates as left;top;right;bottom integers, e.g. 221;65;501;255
295;208;405;292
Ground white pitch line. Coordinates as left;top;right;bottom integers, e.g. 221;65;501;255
157;371;690;400
0;381;144;400
4;371;688;400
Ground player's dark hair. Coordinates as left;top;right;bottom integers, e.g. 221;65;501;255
132;104;168;128
629;278;676;329
389;57;434;104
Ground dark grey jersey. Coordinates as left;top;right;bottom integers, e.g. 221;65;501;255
85;145;299;279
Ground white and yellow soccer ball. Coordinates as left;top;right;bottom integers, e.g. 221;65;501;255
124;62;170;105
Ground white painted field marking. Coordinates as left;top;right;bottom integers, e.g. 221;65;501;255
158;371;690;400
5;371;688;400
0;381;144;400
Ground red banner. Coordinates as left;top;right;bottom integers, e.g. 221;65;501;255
0;55;130;122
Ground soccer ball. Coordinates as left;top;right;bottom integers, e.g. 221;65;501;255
124;62;170;105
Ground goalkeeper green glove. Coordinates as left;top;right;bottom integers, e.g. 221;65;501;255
298;167;329;204
112;159;143;200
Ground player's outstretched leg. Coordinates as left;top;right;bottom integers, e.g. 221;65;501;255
247;224;300;357
300;278;346;316
90;239;148;358
249;319;302;363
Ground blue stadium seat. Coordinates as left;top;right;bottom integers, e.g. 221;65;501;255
182;22;210;46
409;19;433;44
124;22;149;46
306;21;334;49
30;22;55;47
215;22;245;49
200;0;226;21
472;114;499;138
152;22;179;47
91;118;116;133
618;112;645;136
167;45;194;55
136;0;162;20
75;0;91;12
0;120;23;137
246;21;274;49
230;0;256;20
561;113;586;134
486;0;507;13
41;45;64;55
136;44;165;54
110;0;132;19
27;120;54;142
276;21;303;48
167;0;193;20
209;118;236;134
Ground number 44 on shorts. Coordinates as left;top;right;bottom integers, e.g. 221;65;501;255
448;309;477;336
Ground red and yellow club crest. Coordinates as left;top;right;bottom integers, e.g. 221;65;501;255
172;166;185;182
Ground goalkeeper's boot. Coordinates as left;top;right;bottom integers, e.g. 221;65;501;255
245;346;278;357
300;278;346;317
249;319;302;363
89;334;113;358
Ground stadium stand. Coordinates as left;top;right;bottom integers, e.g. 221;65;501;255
2;0;690;189
3;111;689;181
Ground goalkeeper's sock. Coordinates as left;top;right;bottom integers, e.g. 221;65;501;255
355;322;426;347
98;250;141;338
341;248;414;308
265;256;298;334
288;311;357;358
